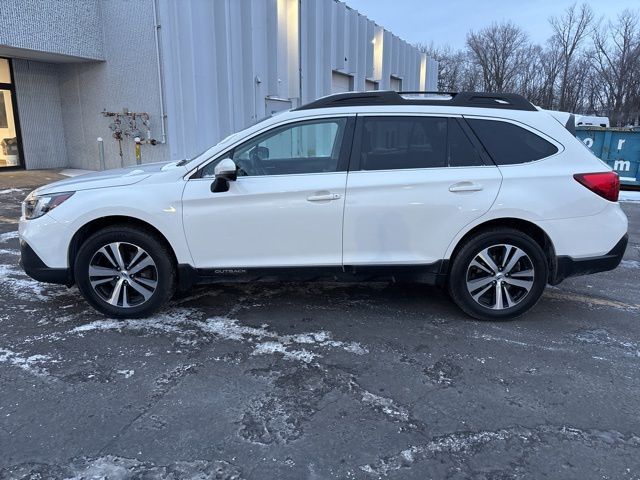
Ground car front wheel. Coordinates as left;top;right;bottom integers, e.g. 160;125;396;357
74;226;176;318
448;228;548;321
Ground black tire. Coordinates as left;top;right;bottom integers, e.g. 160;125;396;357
448;228;548;321
74;225;176;318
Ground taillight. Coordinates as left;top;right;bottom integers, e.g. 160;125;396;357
573;172;620;202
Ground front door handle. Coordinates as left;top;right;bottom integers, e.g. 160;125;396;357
449;182;483;192
307;192;341;202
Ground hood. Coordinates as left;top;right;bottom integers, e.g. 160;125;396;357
35;161;184;195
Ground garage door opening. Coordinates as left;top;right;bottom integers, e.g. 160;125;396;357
390;76;402;92
331;71;354;94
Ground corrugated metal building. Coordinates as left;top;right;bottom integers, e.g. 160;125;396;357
0;0;437;171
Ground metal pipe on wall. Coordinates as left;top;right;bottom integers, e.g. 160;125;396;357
152;0;167;145
298;0;302;106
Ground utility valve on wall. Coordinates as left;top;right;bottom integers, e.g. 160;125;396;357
102;109;158;166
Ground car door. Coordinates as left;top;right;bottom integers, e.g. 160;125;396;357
342;114;502;266
182;116;354;269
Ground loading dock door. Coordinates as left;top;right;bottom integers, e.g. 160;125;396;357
331;71;353;93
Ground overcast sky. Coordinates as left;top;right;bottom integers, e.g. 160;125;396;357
344;0;640;49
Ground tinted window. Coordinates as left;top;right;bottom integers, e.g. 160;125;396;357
467;119;558;165
448;119;484;167
201;119;346;177
360;117;447;170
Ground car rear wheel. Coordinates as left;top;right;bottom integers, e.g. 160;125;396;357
448;228;548;321
74;226;176;318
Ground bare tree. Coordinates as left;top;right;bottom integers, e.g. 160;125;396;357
419;4;640;122
592;9;640;125
466;22;529;92
549;3;595;110
516;44;547;106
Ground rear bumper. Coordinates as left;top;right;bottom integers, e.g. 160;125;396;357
550;234;628;285
19;240;73;286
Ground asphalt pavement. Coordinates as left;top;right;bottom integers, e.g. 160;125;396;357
1;173;639;479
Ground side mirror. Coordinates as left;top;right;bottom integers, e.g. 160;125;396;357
214;158;237;181
211;158;237;193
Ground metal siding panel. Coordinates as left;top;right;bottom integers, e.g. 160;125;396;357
332;1;346;71
283;0;300;102
321;0;333;95
381;30;392;88
391;35;400;75
362;17;372;80
12;60;68;169
347;9;358;75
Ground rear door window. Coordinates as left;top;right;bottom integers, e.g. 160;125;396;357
467;119;558;165
357;116;487;170
359;117;447;170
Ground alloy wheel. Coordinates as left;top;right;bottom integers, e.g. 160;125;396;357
88;242;158;308
465;244;535;310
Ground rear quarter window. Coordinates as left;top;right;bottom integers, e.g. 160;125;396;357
467;119;558;165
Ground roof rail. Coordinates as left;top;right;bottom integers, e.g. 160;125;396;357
294;91;537;111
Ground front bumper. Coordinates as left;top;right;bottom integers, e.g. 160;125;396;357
19;240;73;286
550;234;628;285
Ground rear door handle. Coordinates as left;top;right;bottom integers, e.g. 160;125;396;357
307;192;341;202
449;182;483;192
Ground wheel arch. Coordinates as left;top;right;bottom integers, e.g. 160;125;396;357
68;215;179;283
445;217;557;282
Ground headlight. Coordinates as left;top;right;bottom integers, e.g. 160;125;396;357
22;191;75;220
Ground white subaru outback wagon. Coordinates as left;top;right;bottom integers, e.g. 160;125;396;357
19;91;628;321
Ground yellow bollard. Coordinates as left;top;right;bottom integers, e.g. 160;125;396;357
134;137;142;165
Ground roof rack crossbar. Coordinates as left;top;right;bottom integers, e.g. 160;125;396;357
294;91;537;111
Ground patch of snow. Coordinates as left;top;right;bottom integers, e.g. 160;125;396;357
360;424;639;476
0;230;18;243
361;391;410;422
619;190;640;203
66;311;368;365
0;188;24;194
117;369;134;378
621;259;640;269
573;328;639;357
0;263;56;302
23;455;241;480
70;309;199;335
0;248;18;255
202;316;368;361
0;348;56;377
201;316;266;341
253;341;318;363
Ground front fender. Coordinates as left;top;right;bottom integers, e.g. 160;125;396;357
47;183;193;267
